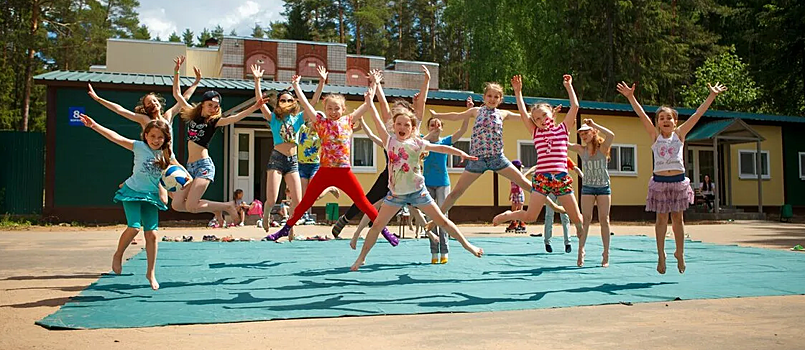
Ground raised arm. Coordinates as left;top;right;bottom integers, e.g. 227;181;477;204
364;85;389;145
291;74;317;121
429;107;476;122
310;66;328;106
677;82;727;139
512;75;536;135
586;118;615;151
172;56;193;110
617;81;656;140
451;114;471;141
359;115;384;147
414;65;430;121
562;74;579;130
166;66;203;121
370;70;392;123
87;83;150;127
250;64;273;120
217;97;268;127
79;114;134;151
424;143;477;161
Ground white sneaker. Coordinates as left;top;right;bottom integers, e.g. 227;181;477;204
238;222;245;227
256;219;263;228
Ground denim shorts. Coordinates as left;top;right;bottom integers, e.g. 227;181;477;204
384;187;434;207
465;154;512;174
581;185;611;196
532;172;574;197
187;157;215;182
266;150;299;175
298;162;320;179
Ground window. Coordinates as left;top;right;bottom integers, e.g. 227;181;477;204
299;78;319;85
607;144;638;175
517;140;537;170
351;134;376;173
800;152;805;180
448;139;470;171
738;150;770;179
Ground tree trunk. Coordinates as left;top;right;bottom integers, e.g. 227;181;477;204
338;1;345;43
606;0;614;100
430;1;436;61
21;0;40;132
398;1;402;57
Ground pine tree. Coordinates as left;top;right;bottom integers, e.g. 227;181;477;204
181;28;194;46
168;32;181;42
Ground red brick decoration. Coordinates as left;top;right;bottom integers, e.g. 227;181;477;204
245;53;276;78
297;55;326;77
346;68;369;86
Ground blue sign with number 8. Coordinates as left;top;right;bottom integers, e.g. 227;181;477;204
68;107;84;126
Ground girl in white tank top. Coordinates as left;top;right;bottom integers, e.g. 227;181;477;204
617;80;726;275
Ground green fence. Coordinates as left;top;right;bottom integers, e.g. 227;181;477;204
0;131;44;214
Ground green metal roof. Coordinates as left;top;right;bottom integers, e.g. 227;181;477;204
686;118;765;143
35;70;805;124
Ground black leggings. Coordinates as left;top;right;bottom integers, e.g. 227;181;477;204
343;168;389;220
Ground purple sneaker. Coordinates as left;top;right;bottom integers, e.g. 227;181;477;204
380;227;399;247
263;224;291;241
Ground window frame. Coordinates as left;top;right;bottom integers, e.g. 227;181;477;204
516;139;537;170
350;133;377;173
607;143;638;177
800;152;805;180
738;149;771;180
447;137;471;173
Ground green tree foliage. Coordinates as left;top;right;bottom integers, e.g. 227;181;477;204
168;31;181;42
181;28;194;47
251;23;266;38
212;25;225;42
196;27;212;47
681;48;761;112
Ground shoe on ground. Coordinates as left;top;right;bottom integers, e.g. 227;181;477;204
545;243;553;253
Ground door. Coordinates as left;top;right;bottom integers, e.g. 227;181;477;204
231;129;255;202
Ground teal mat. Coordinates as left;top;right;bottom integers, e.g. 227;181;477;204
37;236;805;329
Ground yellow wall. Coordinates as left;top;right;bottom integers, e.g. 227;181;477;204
186;48;221;78
729;125;784;206
106;39;189;76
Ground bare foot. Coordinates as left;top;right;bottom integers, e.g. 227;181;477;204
577;248;586;267
601;252;610;268
263;214;271;233
657;254;667;274
112;253;123;274
215;212;225;226
349;237;358;250
471;247;484;258
674;251;685;274
288;228;295;242
146;273;159;290
350;259;364;271
492;211;512;226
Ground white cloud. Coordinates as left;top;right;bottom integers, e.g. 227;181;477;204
136;0;285;40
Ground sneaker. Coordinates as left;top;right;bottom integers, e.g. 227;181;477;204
256;219;263;228
207;218;218;228
264;225;292;241
331;215;348;238
545;243;553;253
238;222;245;227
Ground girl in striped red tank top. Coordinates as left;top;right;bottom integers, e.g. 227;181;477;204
493;75;586;267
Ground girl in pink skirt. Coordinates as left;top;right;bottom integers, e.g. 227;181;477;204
617;81;727;274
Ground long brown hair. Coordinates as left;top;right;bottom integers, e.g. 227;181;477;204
143;120;173;169
180;101;222;122
274;91;301;119
583;128;611;160
134;92;166;118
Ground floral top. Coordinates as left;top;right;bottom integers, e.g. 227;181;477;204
297;123;320;164
313;111;352;168
386;136;428;195
468;106;504;158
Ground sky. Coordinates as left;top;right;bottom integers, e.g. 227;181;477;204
137;0;286;40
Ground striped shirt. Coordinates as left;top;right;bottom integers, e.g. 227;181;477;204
532;123;569;173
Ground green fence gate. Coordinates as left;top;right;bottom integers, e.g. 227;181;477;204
0;131;44;214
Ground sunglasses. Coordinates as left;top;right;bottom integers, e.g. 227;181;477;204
278;99;295;103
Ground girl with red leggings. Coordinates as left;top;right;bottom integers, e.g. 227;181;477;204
263;75;398;246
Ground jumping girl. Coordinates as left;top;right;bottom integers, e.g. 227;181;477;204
172;61;267;226
570;119;615;266
617;80;726;274
264;76;398;246
351;85;483;271
80;114;173;290
492;74;585;266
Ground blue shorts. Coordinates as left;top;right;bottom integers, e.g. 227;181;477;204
465;154;512;174
298;162;320;179
187;158;215;182
122;201;159;231
384;187;434;207
581;185;611;196
266;150;299;175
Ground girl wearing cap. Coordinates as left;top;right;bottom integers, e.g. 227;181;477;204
171;69;268;227
570;119;615;267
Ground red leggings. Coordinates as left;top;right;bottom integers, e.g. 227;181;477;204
287;167;379;227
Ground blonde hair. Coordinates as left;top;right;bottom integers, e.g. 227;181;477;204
528;102;553;127
483;82;504;97
180;102;222;122
143;119;173;169
654;106;679;133
323;94;347;112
